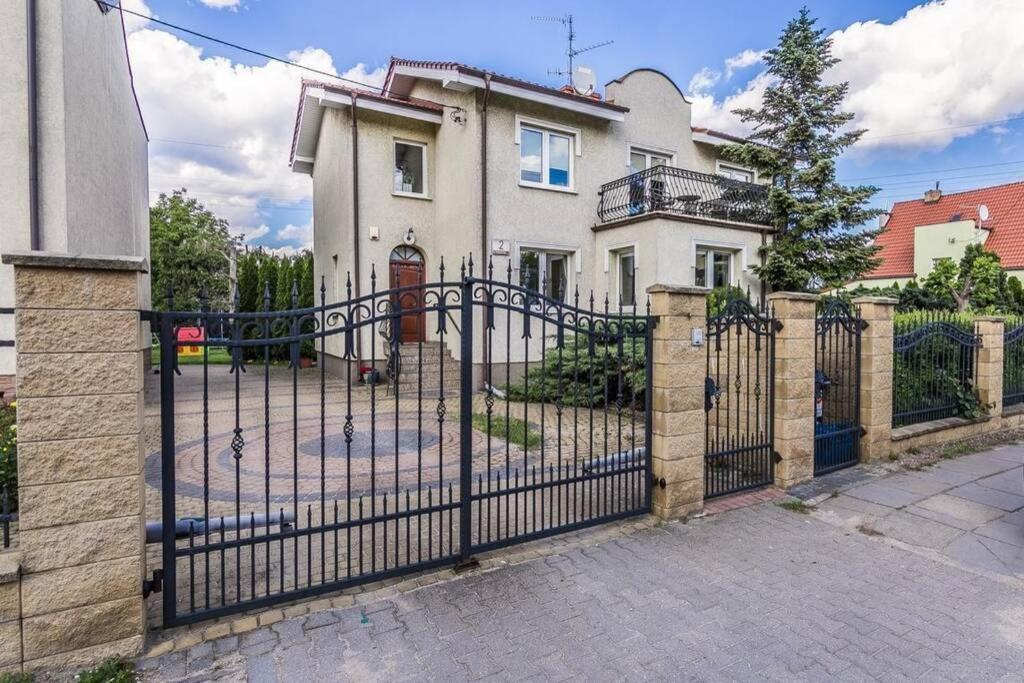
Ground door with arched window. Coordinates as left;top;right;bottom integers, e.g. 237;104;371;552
389;245;426;343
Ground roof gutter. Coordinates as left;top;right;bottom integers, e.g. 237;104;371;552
480;74;491;368
351;92;362;364
26;0;40;250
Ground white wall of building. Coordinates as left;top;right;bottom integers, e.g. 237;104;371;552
0;0;150;376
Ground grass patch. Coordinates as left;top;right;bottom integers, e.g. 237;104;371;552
468;413;542;449
777;499;811;515
0;673;33;683
77;657;135;683
152;345;234;366
940;442;973;459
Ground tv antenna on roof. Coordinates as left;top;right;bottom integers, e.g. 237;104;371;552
532;14;613;93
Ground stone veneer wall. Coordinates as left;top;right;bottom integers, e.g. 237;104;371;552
1;252;148;673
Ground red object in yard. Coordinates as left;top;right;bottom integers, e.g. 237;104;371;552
176;326;204;356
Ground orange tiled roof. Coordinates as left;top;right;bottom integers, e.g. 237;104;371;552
866;181;1024;279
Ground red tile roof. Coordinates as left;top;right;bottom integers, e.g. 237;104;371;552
865;181;1024;279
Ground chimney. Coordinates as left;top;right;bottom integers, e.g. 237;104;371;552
923;181;942;204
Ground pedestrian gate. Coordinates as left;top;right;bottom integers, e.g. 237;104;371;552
813;299;864;476
704;298;778;498
156;260;653;626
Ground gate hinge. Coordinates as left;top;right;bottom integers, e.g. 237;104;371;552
143;568;164;598
772;451;783;464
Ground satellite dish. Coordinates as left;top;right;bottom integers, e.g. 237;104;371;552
978;204;989;222
571;66;596;96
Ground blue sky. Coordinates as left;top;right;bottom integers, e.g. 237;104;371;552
128;0;1024;251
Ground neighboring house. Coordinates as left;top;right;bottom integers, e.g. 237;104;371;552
849;182;1024;289
0;0;150;381
289;57;773;373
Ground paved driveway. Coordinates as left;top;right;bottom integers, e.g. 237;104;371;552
142;445;1024;681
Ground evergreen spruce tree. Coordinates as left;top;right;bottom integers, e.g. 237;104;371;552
721;8;882;292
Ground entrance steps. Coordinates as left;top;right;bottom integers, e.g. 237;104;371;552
389;341;461;394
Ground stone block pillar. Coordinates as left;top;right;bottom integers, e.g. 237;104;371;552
767;292;818;488
1;252;148;671
647;285;708;519
854;296;897;462
975;316;1005;419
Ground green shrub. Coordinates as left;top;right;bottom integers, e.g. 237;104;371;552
0;397;15;512
76;656;135;683
506;325;646;410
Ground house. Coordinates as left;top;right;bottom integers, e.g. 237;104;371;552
0;0;150;383
849;181;1024;289
289;57;773;375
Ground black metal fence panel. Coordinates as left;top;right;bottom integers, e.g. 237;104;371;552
1005;323;1024;408
892;313;981;428
704;298;777;499
814;299;863;476
157;259;653;626
597;166;772;225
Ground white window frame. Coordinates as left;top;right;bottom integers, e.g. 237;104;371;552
514;241;581;301
393;139;430;199
715;160;756;183
515;115;581;193
614;246;638;306
627;144;675;173
692;240;747;289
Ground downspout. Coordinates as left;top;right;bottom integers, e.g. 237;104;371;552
26;0;40;250
351;93;362;366
480;75;491;381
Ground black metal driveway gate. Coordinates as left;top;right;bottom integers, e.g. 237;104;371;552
704;298;778;498
813;299;864;476
157;259;653;626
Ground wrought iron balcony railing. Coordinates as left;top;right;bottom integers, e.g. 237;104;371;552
597;166;772;226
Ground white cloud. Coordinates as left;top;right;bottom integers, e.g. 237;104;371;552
690;0;1024;152
724;49;765;79
125;21;386;244
199;0;242;9
687;67;720;95
276;223;312;247
246;224;270;241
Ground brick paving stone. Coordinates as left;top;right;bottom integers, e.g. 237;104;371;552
144;491;1024;681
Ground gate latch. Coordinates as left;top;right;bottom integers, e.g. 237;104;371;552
143;568;164;598
704;377;719;413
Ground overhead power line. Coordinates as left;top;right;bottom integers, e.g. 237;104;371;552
101;0;385;92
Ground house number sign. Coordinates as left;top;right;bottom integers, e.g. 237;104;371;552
491;238;510;255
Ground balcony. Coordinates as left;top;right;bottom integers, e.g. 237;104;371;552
597;166;772;227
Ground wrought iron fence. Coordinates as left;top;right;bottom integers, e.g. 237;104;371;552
1005;322;1024;408
155;257;653;626
704;296;778;498
892;313;981;428
597;166;771;225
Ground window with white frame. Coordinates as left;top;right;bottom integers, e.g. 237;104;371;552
716;162;754;183
519;123;574;189
695;247;736;289
519;248;570;301
629;148;670;175
616;248;636;305
394;140;427;196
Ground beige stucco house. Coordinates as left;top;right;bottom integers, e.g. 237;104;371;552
289;58;773;372
0;0;150;381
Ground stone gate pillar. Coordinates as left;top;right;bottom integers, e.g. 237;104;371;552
853;296;897;462
2;252;148;672
646;285;708;520
975;316;1005;420
767;292;818;488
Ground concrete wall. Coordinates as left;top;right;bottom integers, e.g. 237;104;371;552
0;1;150;375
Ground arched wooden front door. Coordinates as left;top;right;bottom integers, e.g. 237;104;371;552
388;245;425;343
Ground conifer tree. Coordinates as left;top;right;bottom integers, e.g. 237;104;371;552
721;8;882;291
